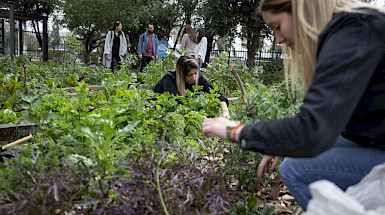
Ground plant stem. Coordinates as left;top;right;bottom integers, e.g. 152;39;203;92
61;40;67;89
156;158;169;215
24;63;28;95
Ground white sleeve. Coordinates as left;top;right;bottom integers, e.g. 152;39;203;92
121;32;128;55
197;37;207;58
104;31;112;55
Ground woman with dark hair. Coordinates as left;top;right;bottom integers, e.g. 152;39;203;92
153;55;230;118
194;28;208;70
180;24;197;56
103;21;128;72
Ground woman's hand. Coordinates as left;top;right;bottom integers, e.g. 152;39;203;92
258;155;282;179
202;117;232;140
222;112;230;119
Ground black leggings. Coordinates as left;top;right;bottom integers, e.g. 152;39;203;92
110;54;121;71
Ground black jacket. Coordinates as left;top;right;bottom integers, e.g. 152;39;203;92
239;9;385;157
153;70;228;105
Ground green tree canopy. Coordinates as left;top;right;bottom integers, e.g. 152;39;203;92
196;0;239;63
236;0;269;71
61;0;179;63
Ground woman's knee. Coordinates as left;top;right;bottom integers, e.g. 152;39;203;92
279;158;300;182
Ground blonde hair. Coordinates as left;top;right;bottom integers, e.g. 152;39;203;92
176;56;199;96
260;0;383;91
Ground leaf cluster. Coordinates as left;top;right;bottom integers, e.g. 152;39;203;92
71;131;271;214
203;53;259;97
0;56;301;213
258;57;285;86
232;82;301;123
0;148;90;215
0;55;110;115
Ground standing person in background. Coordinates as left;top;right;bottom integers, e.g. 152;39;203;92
138;23;159;72
194;28;208;71
180;24;197;56
202;0;385;211
103;21;127;73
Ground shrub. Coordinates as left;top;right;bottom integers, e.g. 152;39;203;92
204;53;259;97
232;81;301;123
257;57;284;86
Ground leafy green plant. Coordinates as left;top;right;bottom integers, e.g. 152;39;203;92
139;50;179;87
0;55;301;214
203;53;261;97
184;111;205;138
73;132;240;214
260;205;278;215
258;57;284;86
0;73;23;110
232;82;301;123
79;110;138;174
120;52;139;74
0;108;18;124
230;197;277;215
64;32;82;64
230;196;259;215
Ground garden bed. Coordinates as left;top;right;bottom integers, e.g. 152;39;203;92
60;85;104;93
0;54;302;214
0;123;40;142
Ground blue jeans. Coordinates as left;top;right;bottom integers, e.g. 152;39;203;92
280;135;385;211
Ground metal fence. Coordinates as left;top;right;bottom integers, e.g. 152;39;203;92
20;31;84;62
19;31;282;65
209;49;282;67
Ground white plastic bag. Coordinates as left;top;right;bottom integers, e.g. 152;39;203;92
305;162;385;215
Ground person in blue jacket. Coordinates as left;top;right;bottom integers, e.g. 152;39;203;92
138;23;159;72
153;55;230;118
202;0;385;211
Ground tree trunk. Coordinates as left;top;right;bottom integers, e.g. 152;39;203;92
84;34;92;64
83;43;90;64
205;34;214;64
272;37;276;53
246;32;261;72
82;30;99;64
246;40;256;72
173;25;184;50
185;12;192;25
32;21;42;49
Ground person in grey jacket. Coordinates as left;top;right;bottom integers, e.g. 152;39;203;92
180;24;197;56
138;23;159;72
202;0;385;211
103;21;127;72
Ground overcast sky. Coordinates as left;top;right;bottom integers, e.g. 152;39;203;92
373;0;385;6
